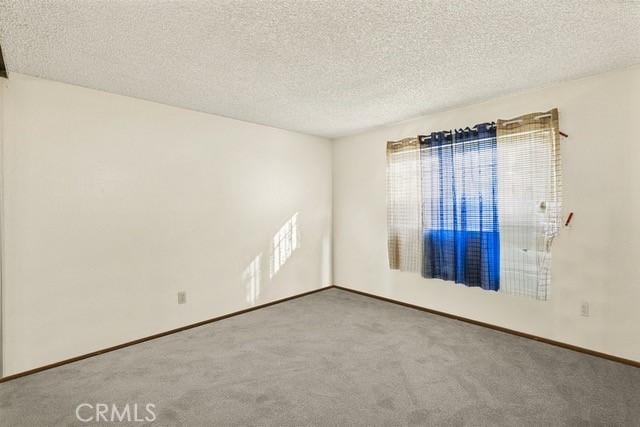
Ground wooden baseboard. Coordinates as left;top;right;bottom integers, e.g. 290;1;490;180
0;286;332;383
2;283;636;383
333;285;640;368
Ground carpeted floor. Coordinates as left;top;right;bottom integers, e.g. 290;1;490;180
1;288;639;426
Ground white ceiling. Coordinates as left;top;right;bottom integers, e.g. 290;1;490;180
1;1;639;138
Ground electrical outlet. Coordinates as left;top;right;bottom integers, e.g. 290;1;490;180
581;302;589;317
178;291;187;304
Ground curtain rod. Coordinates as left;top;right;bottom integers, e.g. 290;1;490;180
389;129;568;148
388;129;564;151
416;128;569;143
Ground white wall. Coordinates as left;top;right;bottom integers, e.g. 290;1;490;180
3;65;639;376
333;65;640;362
1;73;332;376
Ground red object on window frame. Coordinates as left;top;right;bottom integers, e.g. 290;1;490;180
564;212;574;227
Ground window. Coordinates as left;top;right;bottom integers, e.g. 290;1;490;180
387;109;561;300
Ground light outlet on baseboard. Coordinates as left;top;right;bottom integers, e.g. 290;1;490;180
581;301;590;317
178;291;187;305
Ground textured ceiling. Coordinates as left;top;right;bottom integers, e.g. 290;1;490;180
1;1;639;138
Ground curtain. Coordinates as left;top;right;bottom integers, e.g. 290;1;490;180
496;109;561;300
386;138;422;272
420;124;500;290
386;109;561;300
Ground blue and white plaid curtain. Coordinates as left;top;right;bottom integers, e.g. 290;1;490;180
420;124;500;291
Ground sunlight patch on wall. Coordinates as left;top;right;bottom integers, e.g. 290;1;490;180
270;213;299;278
243;253;262;305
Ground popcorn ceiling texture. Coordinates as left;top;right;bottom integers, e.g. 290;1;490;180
0;0;639;138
